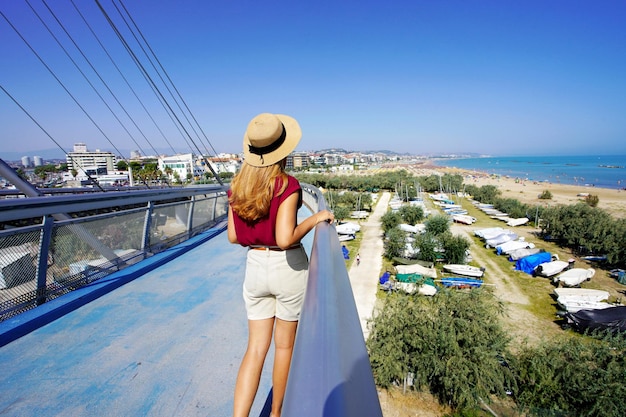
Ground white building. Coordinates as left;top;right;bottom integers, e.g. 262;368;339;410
66;143;117;180
158;153;201;182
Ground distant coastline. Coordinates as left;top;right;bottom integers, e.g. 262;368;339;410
433;155;626;190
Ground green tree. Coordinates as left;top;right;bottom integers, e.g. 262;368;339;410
585;194;599;207
383;227;406;259
381;211;402;233
441;232;471;264
367;289;514;410
359;192;373;211
495;198;531;219
116;160;128;171
514;333;626;416
466;184;501;204
425;214;450;236
398;205;424;225
538;190;553;200
332;206;351;223
414;232;438;262
219;171;234;180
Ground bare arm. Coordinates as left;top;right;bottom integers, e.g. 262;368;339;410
275;193;334;250
227;205;239;244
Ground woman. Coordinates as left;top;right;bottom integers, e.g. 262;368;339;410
227;113;334;417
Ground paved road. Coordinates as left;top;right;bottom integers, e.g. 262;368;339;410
348;192;390;339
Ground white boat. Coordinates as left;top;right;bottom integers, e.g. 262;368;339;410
335;222;361;235
395;263;437;279
556;299;614;313
534;260;570;277
452;214;476;225
506;217;530;227
399;223;420;234
437;202;462;209
396;282;438;296
553;287;609;303
481;229;514;241
552;268;595;287
485;232;517;248
474;227;503;239
429;193;450;201
508;247;542;261
349;210;368;219
496;240;535;255
443;264;484;278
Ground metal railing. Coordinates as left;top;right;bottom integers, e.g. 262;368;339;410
0;182;383;416
0;186;228;321
283;185;383;417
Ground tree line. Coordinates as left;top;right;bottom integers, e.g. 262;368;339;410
367;288;626;416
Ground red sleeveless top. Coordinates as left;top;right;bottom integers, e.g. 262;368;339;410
228;175;302;247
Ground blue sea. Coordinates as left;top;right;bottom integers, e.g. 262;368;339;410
434;155;626;190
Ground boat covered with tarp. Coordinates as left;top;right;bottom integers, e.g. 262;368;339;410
515;252;552;274
564;306;626;333
395;273;437;296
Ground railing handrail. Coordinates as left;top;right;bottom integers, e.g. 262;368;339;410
0;185;226;223
284;184;382;416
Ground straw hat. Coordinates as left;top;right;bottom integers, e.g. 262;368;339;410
243;113;302;167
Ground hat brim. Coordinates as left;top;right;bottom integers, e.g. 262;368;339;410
243;114;302;167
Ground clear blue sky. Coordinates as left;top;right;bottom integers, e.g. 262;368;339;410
1;0;625;159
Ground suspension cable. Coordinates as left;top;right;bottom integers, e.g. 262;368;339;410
0;9;126;162
31;0;148;158
0;84;106;192
71;0;177;157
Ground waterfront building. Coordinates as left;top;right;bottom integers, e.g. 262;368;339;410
21;156;31;168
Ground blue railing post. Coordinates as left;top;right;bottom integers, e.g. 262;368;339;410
36;215;54;305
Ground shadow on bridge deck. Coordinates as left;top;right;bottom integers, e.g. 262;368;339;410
0;225;294;416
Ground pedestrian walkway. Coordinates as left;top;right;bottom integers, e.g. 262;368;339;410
348;192;390;339
0;229;276;416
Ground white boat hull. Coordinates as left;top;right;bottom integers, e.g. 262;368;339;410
553;287;609;302
557;299;613;313
535;260;570;277
395;264;438;278
396;282;437;296
443;264;484;278
553;268;595;287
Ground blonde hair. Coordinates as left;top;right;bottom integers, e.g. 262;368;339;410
229;161;289;222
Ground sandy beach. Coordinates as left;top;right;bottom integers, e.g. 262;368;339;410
397;161;626;219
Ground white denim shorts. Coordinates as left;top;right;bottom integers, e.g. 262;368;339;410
243;245;309;321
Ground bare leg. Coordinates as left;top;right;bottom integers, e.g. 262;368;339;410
270;319;298;417
233;318;275;417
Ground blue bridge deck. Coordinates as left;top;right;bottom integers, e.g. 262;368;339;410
0;226;281;416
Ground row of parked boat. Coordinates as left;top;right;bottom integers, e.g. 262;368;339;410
473;202;530;227
381;260;487;296
429;193;477;225
473;225;623;315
